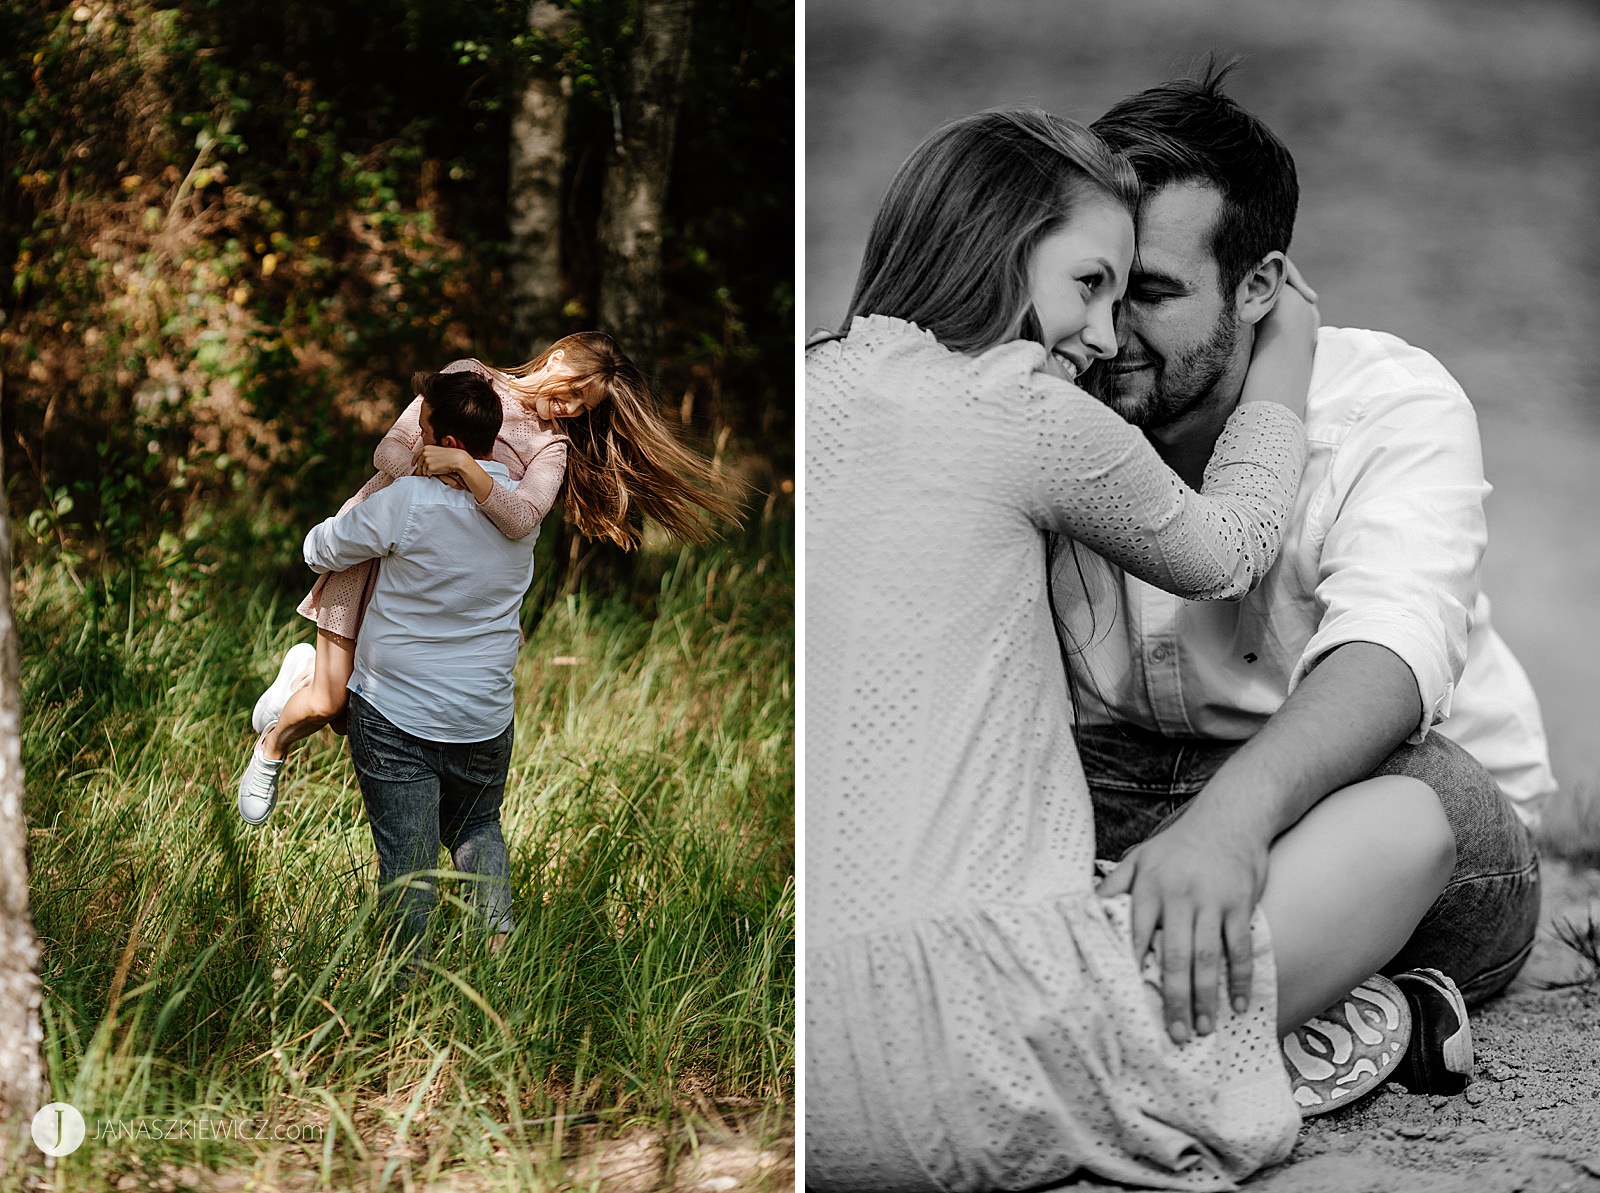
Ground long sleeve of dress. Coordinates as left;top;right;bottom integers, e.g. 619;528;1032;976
1018;370;1305;601
314;397;421;517
804;319;1305;603
474;438;567;540
372;396;423;480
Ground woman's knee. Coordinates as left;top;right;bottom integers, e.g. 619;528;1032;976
1362;774;1456;884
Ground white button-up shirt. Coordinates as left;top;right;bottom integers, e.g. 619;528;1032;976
1055;327;1556;824
303;462;536;743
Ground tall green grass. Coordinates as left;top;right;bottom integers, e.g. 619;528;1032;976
13;506;794;1190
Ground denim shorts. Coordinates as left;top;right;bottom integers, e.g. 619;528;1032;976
1077;723;1540;1005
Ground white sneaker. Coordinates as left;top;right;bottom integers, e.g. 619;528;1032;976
238;739;286;825
252;643;316;735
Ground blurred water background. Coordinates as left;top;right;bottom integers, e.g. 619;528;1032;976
805;0;1600;827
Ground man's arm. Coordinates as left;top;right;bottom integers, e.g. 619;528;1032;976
304;482;411;574
1100;641;1419;1043
1102;361;1487;1044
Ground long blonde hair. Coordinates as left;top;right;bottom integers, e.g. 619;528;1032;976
479;332;743;549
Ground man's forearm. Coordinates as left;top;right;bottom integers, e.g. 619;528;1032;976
1187;641;1424;845
304;506;392;575
305;519;364;575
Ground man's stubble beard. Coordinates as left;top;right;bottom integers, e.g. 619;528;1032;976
1082;313;1242;430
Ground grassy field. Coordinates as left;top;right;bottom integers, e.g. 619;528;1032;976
10;499;794;1191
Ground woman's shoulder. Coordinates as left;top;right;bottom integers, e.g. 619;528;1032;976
431;358;560;450
498;396;567;459
438;356;524;407
920;334;1074;417
819;313;943;358
971;337;1055;390
810;317;1074;418
807;314;980;383
439;357;529;404
819;315;1050;375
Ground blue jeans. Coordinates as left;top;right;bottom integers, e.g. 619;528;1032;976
1077;723;1540;1006
346;693;515;954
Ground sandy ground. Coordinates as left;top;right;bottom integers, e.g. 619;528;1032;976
1253;868;1600;1193
804;1;1600;1188
1059;857;1600;1193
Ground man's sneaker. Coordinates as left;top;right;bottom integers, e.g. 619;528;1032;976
1283;974;1412;1117
1390;967;1473;1095
237;739;285;825
252;642;316;735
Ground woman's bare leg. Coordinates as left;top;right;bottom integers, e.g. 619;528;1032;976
259;629;356;761
1261;775;1455;1034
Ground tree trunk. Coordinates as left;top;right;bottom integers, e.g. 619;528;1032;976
595;0;694;380
507;1;578;355
0;380;45;1171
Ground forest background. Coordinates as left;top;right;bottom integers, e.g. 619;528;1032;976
0;0;794;1189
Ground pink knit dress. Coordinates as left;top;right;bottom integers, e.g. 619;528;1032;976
297;360;568;640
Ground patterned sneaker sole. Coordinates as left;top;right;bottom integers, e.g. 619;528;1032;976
1284;974;1413;1117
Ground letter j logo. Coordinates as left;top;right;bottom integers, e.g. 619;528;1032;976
31;1102;86;1156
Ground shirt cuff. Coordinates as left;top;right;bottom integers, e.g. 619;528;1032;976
1288;618;1458;744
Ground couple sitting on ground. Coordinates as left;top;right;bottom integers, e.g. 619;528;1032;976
806;63;1552;1190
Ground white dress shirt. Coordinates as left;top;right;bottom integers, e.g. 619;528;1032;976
303;461;536;742
1056;326;1556;825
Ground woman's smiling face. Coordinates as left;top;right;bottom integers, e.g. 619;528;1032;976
530;353;605;421
1026;196;1134;383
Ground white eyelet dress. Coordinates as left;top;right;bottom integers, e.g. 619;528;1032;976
805;316;1307;1192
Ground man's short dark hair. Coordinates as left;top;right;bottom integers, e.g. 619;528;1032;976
412;369;502;458
1091;58;1298;297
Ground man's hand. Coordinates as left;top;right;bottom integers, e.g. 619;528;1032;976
1096;646;1424;1047
1098;806;1270;1045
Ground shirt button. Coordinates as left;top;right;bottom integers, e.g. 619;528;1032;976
1150;646;1168;662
